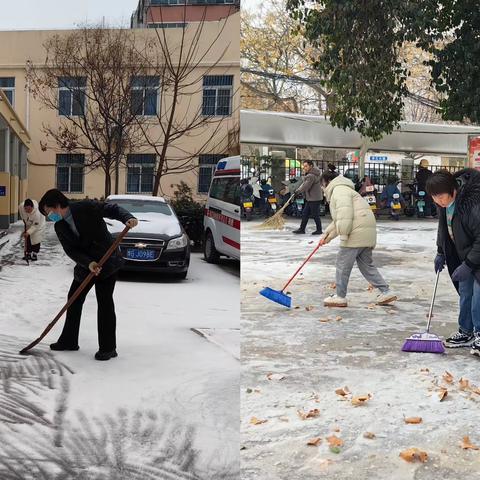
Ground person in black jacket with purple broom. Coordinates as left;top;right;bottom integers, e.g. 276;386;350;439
427;169;480;355
39;189;138;361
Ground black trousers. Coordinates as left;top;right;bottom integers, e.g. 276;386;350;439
58;273;117;352
300;200;323;232
26;237;40;254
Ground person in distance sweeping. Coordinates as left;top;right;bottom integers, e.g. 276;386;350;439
18;198;45;261
318;171;397;308
427;169;480;354
292;160;323;235
39;189;138;361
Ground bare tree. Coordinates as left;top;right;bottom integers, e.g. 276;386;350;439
140;8;239;196
27;27;152;197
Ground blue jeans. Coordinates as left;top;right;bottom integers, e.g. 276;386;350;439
458;276;480;334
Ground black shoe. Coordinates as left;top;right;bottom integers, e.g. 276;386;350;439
470;333;480;357
22;254;31;261
444;330;474;348
30;253;38;261
311;230;323;235
94;350;118;361
50;342;79;351
292;229;306;234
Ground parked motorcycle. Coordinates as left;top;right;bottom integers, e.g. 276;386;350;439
390;193;402;221
265;189;278;217
416;190;427;218
241;195;255;221
362;185;378;217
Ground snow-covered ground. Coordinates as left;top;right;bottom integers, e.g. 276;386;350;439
241;217;480;480
0;222;239;480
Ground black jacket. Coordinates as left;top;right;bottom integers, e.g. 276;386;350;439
416;167;432;191
55;200;135;281
437;169;480;290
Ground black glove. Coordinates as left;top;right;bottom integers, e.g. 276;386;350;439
293;190;301;199
434;253;445;273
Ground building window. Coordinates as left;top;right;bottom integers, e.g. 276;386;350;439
131;76;160;116
56;154;85;193
58;77;87;116
127;154;156;193
147;22;188;28
0;78;15;107
198;154;224;193
202;75;233;117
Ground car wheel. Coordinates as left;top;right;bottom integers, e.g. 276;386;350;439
204;231;220;264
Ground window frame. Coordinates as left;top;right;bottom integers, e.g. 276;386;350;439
126;154;157;194
202;75;234;117
131;76;160;117
57;77;87;117
0;77;15;107
56;154;85;194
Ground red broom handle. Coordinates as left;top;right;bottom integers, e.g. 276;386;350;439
281;243;321;292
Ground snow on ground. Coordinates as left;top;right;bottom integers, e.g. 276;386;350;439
0;222;239;479
241;217;480;480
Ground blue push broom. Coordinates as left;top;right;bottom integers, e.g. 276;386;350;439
402;270;445;354
260;243;321;308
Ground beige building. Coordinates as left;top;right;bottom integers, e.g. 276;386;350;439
0;13;239;204
0;90;30;229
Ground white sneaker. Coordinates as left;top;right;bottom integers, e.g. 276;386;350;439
324;295;348;307
376;291;397;305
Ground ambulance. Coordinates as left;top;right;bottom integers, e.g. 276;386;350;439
203;155;240;262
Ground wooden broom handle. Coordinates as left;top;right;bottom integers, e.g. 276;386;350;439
20;225;130;354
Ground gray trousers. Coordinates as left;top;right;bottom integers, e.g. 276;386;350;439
336;247;389;298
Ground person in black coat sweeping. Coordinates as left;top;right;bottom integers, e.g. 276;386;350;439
427;169;480;354
39;189;138;361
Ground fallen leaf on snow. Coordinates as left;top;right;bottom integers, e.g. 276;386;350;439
459;378;470;390
443;371;454;384
404;417;423;424
250;417;267;425
279;416;289;422
420;368;430;373
367;284;374;292
471;386;480;395
438;389;448;402
461;436;480;450
335;387;350;397
294;306;301;310
305;305;315;311
335;315;342;321
266;373;285;381
363;432;376;439
319;317;331;323
297;408;320;420
367;304;376;310
326;435;344;447
307;437;322;446
328;283;336;290
351;394;371;406
399;448;428;463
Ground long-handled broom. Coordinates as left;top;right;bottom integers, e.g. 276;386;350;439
256;192;297;230
260;243;321;308
401;270;445;353
19;225;131;354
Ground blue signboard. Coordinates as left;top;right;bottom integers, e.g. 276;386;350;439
0;186;5;197
370;156;388;161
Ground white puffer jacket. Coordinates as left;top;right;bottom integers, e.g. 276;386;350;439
323;176;377;248
18;200;45;245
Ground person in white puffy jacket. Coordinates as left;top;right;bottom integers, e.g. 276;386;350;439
318;171;397;308
18;199;45;261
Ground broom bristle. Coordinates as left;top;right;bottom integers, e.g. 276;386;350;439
256;204;288;230
402;332;445;353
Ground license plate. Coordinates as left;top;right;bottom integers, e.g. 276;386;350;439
268;198;277;204
296;199;305;204
271;204;277;210
418;201;425;207
243;202;253;208
393;204;401;210
126;248;157;260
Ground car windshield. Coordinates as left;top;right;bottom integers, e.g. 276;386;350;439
112;200;173;216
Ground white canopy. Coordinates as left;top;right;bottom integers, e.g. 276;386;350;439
240;110;480;156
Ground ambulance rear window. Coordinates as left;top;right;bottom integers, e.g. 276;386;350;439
210;177;240;206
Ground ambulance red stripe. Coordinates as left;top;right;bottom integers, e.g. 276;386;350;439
222;236;240;250
205;208;241;230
